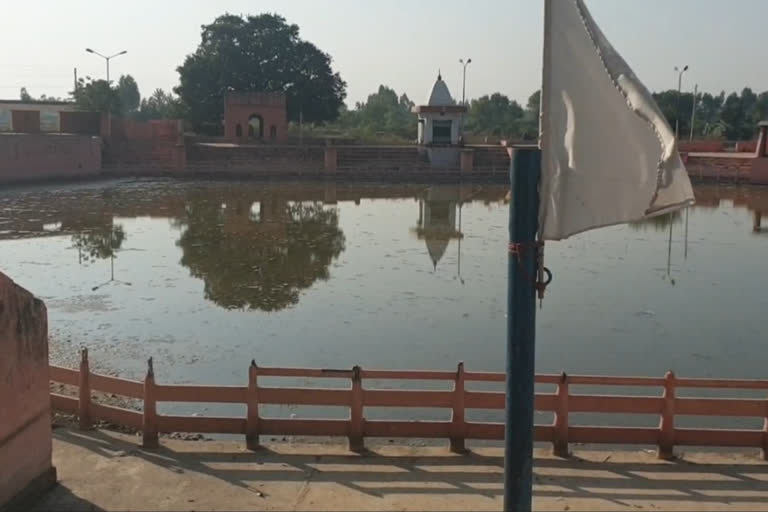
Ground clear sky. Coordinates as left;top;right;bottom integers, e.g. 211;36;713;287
1;0;764;106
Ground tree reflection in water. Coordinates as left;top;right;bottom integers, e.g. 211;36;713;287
175;196;345;311
71;224;126;263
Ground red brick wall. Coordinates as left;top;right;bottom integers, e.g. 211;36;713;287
336;146;427;173
679;141;725;153
679;140;760;154
60;111;102;135
103;119;184;173
736;141;757;153
685;155;753;181
224;92;288;142
0;272;54;507
186;143;323;175
111;119;180;139
0;134;101;184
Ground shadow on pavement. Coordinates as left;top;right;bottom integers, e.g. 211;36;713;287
28;484;106;512
52;428;768;509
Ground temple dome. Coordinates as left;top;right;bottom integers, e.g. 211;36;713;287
427;73;456;107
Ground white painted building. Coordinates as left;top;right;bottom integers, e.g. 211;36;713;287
413;73;467;146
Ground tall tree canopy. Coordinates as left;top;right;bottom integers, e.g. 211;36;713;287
72;74;140;117
334;85;415;141
137;88;182;121
526;90;541;118
466;93;524;137
72;78;122;115
176;13;346;134
19;87;62;102
117;75;140;115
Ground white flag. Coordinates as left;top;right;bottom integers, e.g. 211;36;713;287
539;0;694;241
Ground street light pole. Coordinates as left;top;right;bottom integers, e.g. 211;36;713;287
459;58;472;144
674;65;689;139
459;58;472;106
689;83;698;142
85;48;128;83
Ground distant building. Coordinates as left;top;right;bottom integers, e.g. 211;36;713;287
412;73;467;146
0;100;78;133
224;92;288;142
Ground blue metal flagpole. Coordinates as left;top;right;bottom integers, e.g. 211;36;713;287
505;146;541;512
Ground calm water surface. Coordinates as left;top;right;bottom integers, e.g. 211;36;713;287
1;179;767;390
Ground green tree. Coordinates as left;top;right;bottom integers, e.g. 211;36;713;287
466;93;524;137
138;88;182;120
521;90;541;140
715;88;762;140
741;87;759;137
72;77;122;115
19;87;62;102
71;74;145;117
526;90;541;119
721;92;745;140
753;92;768;127
117;75;141;115
652;90;695;137
176;13;346;134
333;85;416;141
695;91;725;138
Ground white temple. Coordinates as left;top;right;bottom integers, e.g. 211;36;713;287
413;73;467;146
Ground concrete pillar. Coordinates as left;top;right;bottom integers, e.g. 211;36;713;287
100;112;112;138
324;144;337;174
0;272;56;508
750;122;768;184
174;120;186;172
460;149;474;174
755;121;768;158
323;181;337;204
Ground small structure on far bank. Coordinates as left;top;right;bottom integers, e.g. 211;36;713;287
412;73;469;170
224;92;288;143
412;73;467;146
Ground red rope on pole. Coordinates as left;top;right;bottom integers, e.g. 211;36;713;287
508;241;552;302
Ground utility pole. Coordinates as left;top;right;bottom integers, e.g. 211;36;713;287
674;65;689;139
689;84;698;142
459;58;472;143
74;68;78;94
505;147;540;512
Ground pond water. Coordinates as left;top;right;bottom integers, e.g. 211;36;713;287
2;179;767;394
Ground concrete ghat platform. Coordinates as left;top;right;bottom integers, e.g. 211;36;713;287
29;428;768;512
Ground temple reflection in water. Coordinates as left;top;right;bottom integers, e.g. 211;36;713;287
413;187;465;270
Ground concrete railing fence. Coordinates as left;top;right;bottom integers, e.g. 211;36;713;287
50;350;768;460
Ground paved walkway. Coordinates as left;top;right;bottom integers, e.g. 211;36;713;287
31;429;768;511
